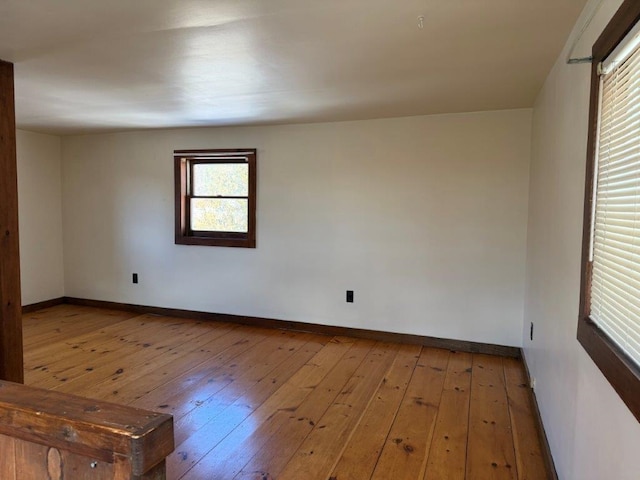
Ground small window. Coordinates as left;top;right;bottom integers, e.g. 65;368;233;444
579;0;640;422
174;149;256;248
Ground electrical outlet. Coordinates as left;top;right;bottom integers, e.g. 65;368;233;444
530;377;536;390
346;290;354;303
132;273;139;284
530;322;534;341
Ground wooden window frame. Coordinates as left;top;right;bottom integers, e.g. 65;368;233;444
578;0;640;423
174;148;256;248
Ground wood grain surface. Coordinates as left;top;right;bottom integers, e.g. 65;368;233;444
24;304;550;479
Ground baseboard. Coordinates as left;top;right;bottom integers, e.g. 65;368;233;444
22;297;65;314
62;296;520;358
520;349;559;480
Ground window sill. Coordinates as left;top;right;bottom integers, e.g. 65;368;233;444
577;316;640;422
175;235;255;248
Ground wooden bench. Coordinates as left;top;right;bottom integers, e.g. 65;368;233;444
0;380;174;479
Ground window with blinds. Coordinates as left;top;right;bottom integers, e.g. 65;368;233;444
590;29;640;369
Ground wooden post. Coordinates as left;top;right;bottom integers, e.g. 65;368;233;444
0;59;24;383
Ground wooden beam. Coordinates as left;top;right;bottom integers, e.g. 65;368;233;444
0;380;174;477
0;59;24;383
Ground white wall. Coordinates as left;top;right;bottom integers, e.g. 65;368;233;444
61;110;531;347
17;129;65;305
524;0;640;479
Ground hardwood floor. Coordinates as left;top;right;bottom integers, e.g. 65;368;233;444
22;304;550;479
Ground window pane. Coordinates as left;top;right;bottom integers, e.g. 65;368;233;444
590;40;640;369
193;163;248;196
191;198;248;233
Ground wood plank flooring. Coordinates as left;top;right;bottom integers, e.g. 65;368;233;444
22;304;550;479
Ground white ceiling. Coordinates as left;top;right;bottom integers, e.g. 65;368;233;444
0;0;587;135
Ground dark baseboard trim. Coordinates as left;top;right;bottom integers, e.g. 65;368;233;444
22;297;65;314
62;296;520;358
520;349;559;480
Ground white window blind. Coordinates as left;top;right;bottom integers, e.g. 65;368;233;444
591;38;640;369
